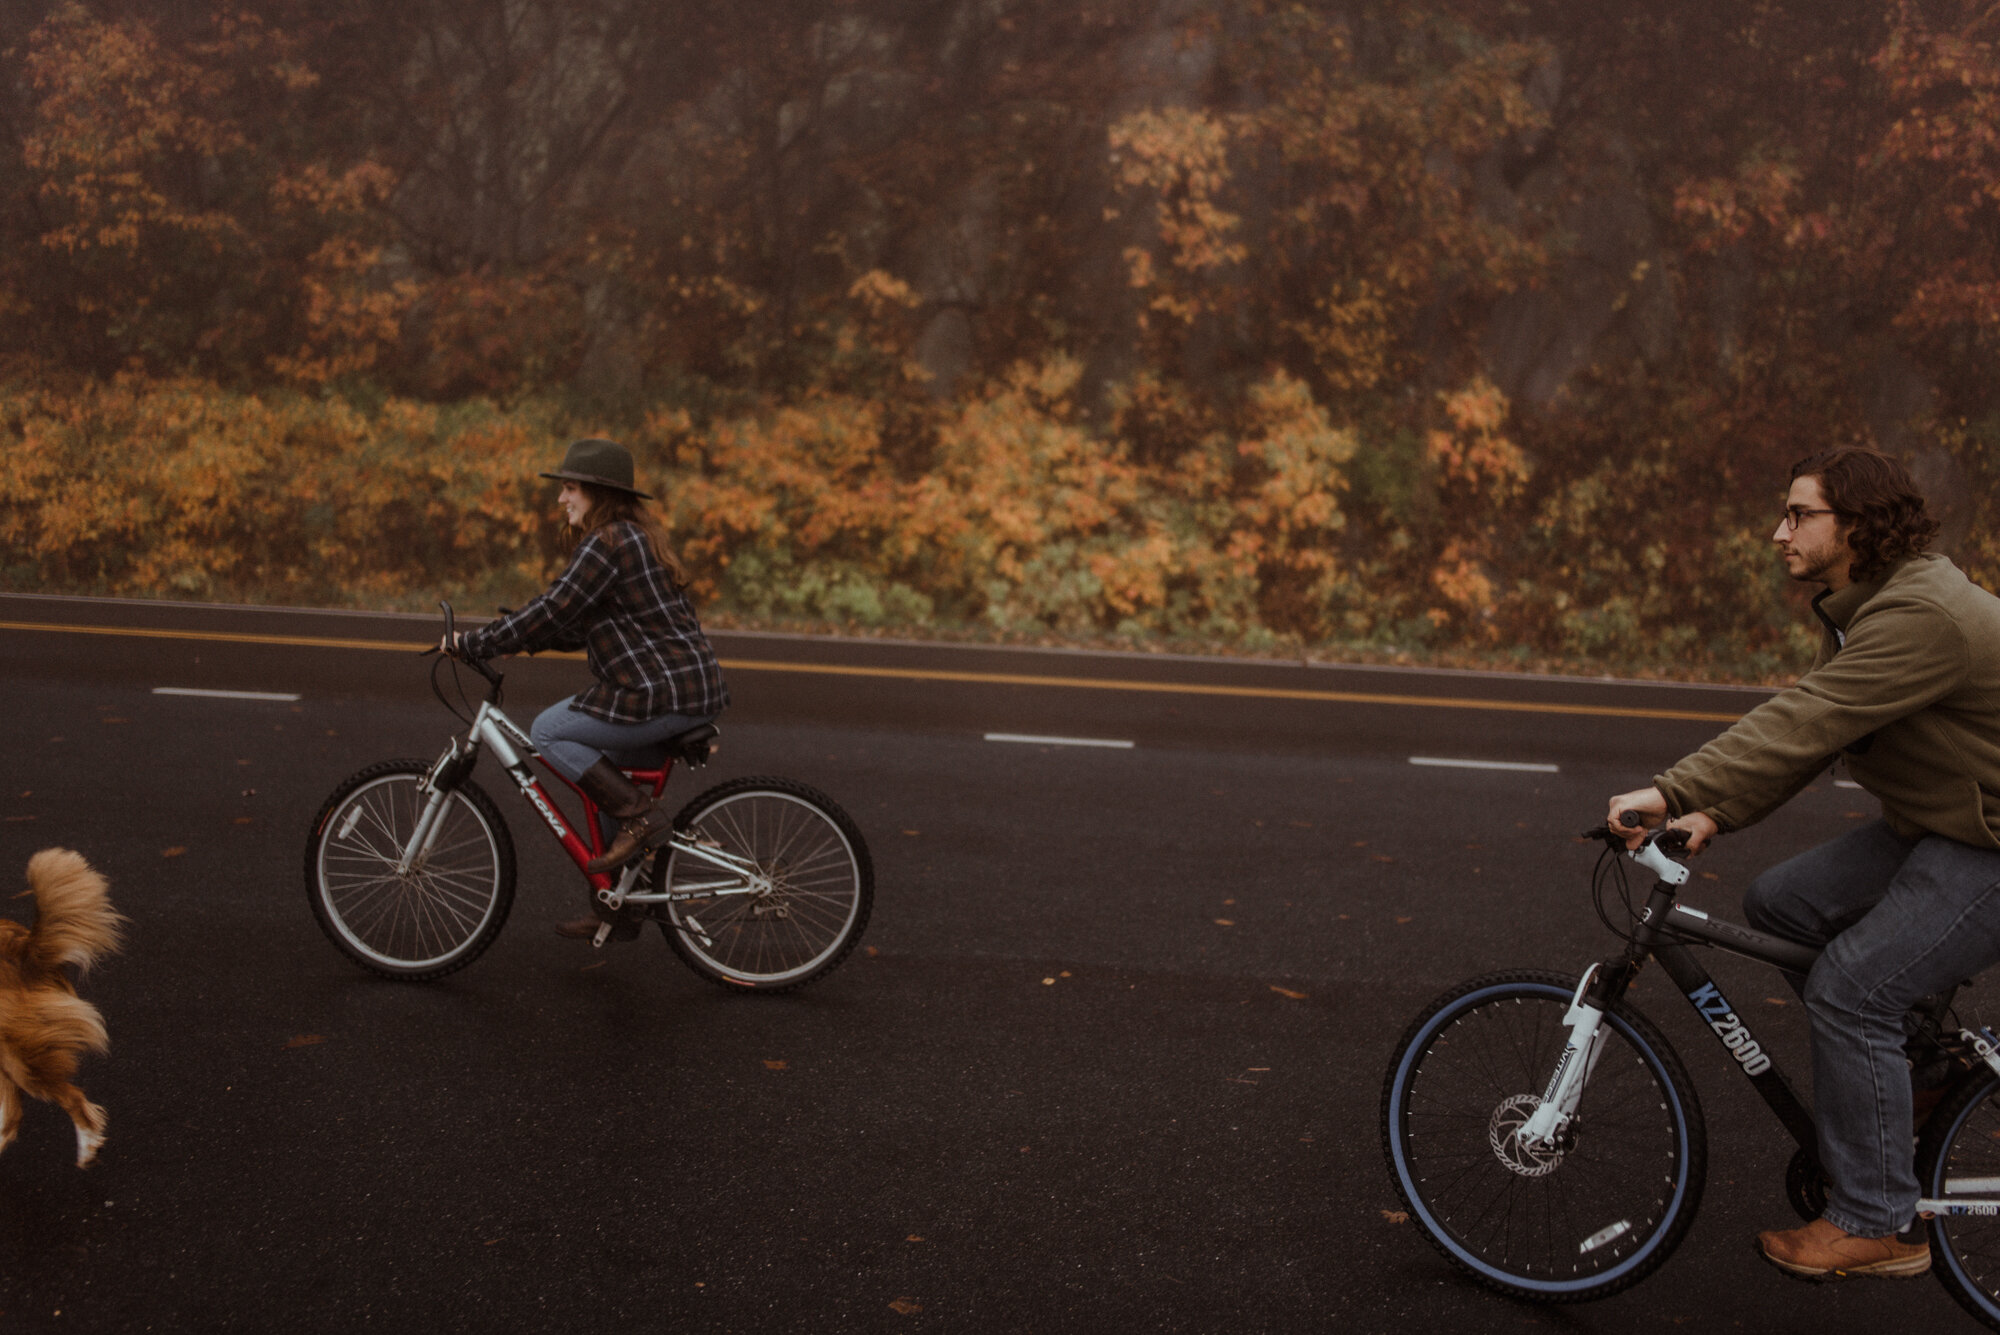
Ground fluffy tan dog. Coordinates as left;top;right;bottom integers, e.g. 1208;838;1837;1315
0;848;125;1167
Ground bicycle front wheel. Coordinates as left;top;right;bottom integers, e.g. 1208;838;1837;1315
652;777;872;992
1381;969;1707;1301
1918;1070;2000;1330
304;759;516;980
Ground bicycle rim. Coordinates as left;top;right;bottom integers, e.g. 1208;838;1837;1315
1383;972;1704;1299
658;781;868;989
315;772;507;972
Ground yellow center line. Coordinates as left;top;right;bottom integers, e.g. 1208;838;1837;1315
0;618;1749;723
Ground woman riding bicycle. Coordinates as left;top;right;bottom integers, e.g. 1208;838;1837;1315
446;438;729;940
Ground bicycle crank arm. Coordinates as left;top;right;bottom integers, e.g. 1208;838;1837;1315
595;862;650;911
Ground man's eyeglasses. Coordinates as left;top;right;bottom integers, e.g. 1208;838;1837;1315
1781;506;1837;532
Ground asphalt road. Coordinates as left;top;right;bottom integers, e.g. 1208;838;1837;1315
0;593;1977;1332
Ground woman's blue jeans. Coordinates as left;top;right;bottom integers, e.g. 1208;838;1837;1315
1744;819;2000;1237
530;697;715;842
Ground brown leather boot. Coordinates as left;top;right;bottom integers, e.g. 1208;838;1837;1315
1757;1217;1931;1280
576;759;669;874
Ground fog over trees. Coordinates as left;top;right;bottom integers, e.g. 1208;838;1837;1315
4;1;1997;676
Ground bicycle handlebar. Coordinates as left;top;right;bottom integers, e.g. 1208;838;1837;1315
1580;815;1692;859
432;600;504;689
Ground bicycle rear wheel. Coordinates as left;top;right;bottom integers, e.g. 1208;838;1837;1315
1917;1070;2000;1330
305;759;516;980
1381;969;1706;1300
651;776;871;992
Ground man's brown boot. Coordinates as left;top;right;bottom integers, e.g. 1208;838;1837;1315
1756;1217;1931;1280
575;758;669;874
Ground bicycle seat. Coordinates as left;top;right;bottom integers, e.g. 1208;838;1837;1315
609;723;719;772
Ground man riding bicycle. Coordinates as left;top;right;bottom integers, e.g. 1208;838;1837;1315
1605;446;2000;1281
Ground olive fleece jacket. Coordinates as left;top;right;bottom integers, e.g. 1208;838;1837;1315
1655;554;2000;850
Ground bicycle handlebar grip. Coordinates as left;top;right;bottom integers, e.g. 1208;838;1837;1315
1655;827;1692;856
1617;809;1645;829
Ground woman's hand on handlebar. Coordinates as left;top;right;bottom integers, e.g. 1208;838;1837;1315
1604;786;1718;854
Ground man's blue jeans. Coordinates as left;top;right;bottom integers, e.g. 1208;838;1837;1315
1744;820;2000;1237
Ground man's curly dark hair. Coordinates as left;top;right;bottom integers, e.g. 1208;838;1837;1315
1790;447;1940;582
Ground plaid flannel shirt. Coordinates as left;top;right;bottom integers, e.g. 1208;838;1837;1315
461;522;729;724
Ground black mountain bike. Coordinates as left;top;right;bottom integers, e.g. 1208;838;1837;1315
1381;821;2000;1328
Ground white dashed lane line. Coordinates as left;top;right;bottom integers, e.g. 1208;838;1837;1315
1409;756;1559;774
984;733;1136;750
153;687;302;702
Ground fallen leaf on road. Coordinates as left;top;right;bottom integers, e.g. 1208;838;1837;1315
1765;997;1788;1006
580;960;605;970
906;1235;924;1242
1395;916;1412;924
1381;1210;1409;1224
1270;986;1307;1000
889;1299;923;1315
1337;913;1351;920
901;829;919;836
4;816;34;822
233;817;253;825
286;1035;326;1049
764;1059;788;1070
1214;918;1234;927
1372;855;1395;863
1042;976;1057;985
162;846;186;859
865;946;879;956
1352;840;1368;847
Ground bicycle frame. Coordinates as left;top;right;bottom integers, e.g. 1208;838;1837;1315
1522;838;2000;1221
406;697;773;938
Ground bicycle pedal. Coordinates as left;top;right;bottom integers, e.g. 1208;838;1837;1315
592;921;613;948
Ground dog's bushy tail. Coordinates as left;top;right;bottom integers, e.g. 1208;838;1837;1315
24;848;125;976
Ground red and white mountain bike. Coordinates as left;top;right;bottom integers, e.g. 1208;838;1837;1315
303;604;872;990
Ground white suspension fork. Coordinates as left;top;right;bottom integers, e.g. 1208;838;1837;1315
1519;966;1612;1148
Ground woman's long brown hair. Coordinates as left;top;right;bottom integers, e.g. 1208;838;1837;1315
560;482;690;588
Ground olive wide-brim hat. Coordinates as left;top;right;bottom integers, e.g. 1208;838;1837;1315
539;438;653;500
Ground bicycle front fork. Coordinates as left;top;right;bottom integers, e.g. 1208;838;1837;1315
1519;964;1620;1148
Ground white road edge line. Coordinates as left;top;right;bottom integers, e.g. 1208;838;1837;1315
1410;756;1559;774
1834;779;1863;789
153;687;302;702
984;732;1135;750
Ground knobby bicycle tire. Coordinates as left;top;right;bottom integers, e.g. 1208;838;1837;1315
304;759;517;980
1381;968;1707;1301
650;776;872;993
